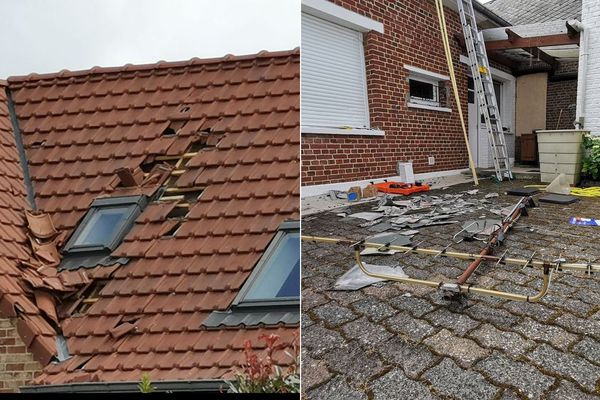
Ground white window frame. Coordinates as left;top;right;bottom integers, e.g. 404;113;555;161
404;65;452;113
301;0;385;136
233;221;300;308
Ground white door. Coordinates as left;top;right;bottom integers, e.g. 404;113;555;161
467;77;480;166
467;77;503;168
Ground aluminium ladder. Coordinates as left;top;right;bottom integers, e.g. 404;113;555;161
456;0;513;181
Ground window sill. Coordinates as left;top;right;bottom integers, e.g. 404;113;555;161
302;126;385;136
407;102;452;113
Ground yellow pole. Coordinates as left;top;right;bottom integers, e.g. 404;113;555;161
435;0;479;185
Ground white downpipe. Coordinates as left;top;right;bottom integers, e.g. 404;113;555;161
574;17;588;129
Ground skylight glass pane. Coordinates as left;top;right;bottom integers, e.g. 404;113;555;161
245;232;300;300
73;207;128;247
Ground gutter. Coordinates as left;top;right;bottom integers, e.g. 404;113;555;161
472;1;511;27
4;87;37;210
20;379;228;393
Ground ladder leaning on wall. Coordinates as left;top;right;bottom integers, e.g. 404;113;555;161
456;0;513;181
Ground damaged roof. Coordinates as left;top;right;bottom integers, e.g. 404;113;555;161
1;49;300;385
485;0;581;25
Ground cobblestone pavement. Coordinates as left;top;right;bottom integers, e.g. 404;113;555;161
301;180;600;399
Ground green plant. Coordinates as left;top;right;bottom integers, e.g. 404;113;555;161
138;373;155;393
581;133;600;180
227;332;300;393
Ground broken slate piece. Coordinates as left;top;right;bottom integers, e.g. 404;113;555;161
333;263;408;291
539;194;579;204
367;221;394;233
484;192;499;199
348;212;383;221
506;187;540;196
365;232;412;247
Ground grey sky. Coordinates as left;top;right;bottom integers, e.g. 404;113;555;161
0;0;299;79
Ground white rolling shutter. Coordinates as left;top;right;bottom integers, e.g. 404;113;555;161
301;12;370;129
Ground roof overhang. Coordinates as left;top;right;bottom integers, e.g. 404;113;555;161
442;0;510;28
20;379;228;393
456;19;581;74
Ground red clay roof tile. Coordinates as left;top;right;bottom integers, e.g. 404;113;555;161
3;50;299;385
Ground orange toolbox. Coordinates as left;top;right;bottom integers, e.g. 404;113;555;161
373;181;430;196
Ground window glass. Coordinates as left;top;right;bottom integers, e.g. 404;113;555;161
409;79;435;101
73;207;128;247
244;231;300;301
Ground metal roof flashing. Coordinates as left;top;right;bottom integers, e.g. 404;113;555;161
20;379;228;393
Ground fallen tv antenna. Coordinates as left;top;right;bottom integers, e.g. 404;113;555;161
302;196;599;302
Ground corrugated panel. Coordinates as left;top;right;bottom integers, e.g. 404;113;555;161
301;13;369;128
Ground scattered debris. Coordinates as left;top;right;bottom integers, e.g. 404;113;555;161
484;192;499;199
545;173;571;195
506;187;540;196
569;217;600;226
539;193;579;205
347;212;383;221
333;263;407;291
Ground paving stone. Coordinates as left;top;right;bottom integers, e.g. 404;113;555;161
469;323;535;356
526;344;600;393
423;358;498;400
302;312;315;329
542;294;595;318
475;353;555;399
423;308;480;336
465;303;520;328
302;349;332;391
321;341;386;385
513;317;578;350
423;329;491;367
573;337;600;366
362;283;403;300
302;323;346;357
499;389;522;400
502;300;557;323
341;317;393;348
384;311;436;342
302;288;330;310
554;314;600;340
388;296;436;317
376;336;438;379
307;376;367;400
325;290;367;306
312;303;358;328
489;269;532;285
547;380;600;400
370;368;437;400
350;298;397;322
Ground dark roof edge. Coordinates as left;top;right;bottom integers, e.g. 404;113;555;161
20;379;228;393
8;48;300;84
474;1;511;27
4;86;37;210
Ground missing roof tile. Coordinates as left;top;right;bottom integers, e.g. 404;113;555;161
166;204;190;220
73;280;107;315
163;221;182;238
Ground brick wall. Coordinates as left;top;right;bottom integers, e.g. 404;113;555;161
546;78;578;130
302;0;473;186
0;319;41;393
580;0;600;135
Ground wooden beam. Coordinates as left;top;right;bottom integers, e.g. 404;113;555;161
505;28;521;42
525;47;557;69
485;33;580;51
453;33;518;71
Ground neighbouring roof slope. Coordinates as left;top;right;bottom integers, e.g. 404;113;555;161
485;0;581;25
6;49;300;385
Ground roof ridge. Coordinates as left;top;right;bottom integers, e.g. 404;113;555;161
7;48;300;84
